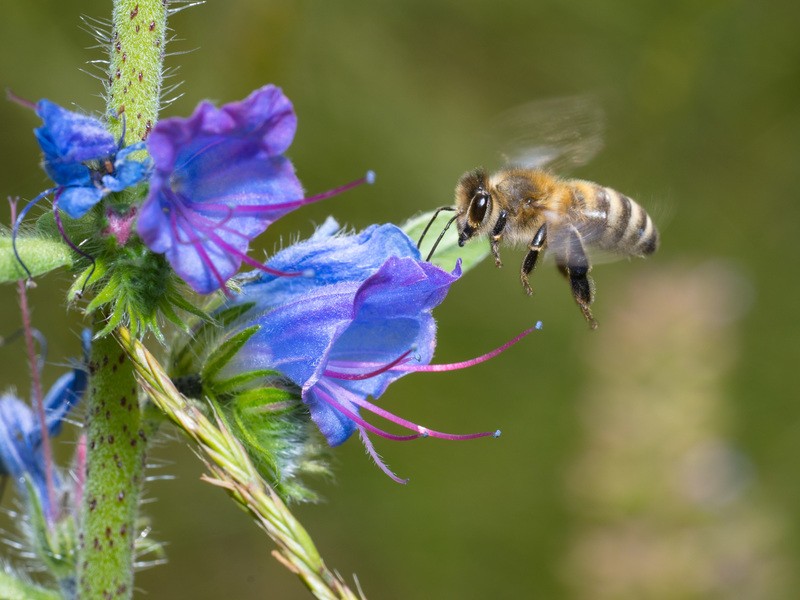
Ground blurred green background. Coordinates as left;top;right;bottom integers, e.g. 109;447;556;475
2;0;799;597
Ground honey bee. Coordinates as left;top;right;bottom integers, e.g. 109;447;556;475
421;96;660;329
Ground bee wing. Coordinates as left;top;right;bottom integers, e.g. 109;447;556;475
490;95;605;173
544;216;628;266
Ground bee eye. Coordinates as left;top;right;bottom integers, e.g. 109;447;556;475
469;191;490;226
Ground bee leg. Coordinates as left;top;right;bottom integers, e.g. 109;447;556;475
520;223;547;296
556;226;598;329
490;210;508;268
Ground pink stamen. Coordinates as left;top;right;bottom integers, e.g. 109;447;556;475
169;190;246;243
170;192;302;279
324;349;414;381
313;386;420;441
357;427;408;485
198;225;302;278
176;192;264;245
163;171;375;289
192;171;375;215
172;211;230;293
347;394;499;442
401;322;542;373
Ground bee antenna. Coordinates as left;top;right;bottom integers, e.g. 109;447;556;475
417;206;456;248
425;212;459;262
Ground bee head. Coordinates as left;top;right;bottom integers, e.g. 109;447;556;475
455;168;491;247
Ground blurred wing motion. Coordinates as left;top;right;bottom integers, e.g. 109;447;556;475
489;95;605;172
423;94;657;329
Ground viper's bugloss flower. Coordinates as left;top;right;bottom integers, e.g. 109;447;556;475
11;97;150;282
34;99;149;219
223;222;537;482
0;344;88;517
234;216;420;309
137;85;366;294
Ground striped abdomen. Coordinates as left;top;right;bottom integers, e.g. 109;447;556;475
570;183;659;257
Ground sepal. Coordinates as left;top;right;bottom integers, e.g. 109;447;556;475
168;312;331;502
214;386;331;504
201;325;260;381
69;243;212;341
21;476;77;584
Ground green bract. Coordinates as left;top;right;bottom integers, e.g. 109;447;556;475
169;305;331;503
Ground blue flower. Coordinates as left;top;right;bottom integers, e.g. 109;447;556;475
12;98;149;282
34;99;150;219
233;216;420;308
222;222;535;482
136;85;305;294
137;85;373;294
0;345;88;516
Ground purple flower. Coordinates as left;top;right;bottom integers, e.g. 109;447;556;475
0;345;88;516
12;98;150;281
223;223;537;482
138;85;364;294
34;99;149;219
233;216;420;308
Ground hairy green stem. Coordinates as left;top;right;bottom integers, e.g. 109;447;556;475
76;1;167;597
76;333;146;599
118;328;363;599
107;0;167;145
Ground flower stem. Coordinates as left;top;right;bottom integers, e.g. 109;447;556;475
76;332;145;599
107;0;167;144
74;1;167;597
10;196;58;524
17;279;58;523
117;328;364;600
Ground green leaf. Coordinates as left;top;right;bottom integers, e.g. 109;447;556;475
0;234;72;283
206;301;255;329
168;292;215;323
401;209;489;274
202;325;261;381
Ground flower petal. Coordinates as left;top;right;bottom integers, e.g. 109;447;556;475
304;382;359;446
57;186;106;219
35;100;116;164
228;253;460;446
31;100;149;218
0;394;38;478
237;218;421;308
138;85;304;293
